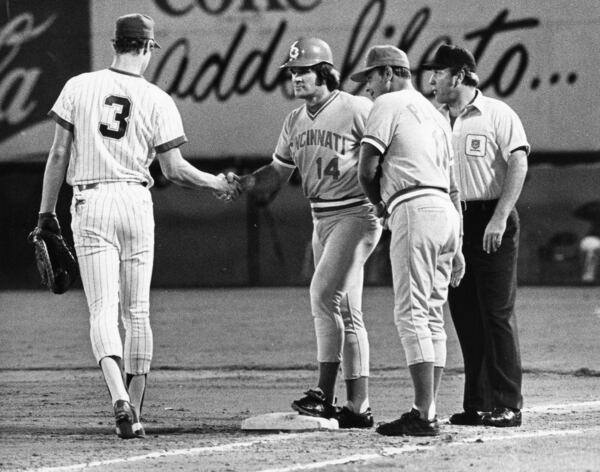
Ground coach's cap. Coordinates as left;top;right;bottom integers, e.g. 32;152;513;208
350;45;410;83
114;13;160;48
422;44;476;71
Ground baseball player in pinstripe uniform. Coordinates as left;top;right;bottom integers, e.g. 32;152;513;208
354;45;464;436
35;13;240;439
241;38;382;428
425;44;529;428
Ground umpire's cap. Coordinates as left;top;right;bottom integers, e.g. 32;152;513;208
280;38;333;68
422;44;476;71
350;45;410;83
114;13;160;48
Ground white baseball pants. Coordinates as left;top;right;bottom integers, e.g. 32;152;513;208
71;182;154;375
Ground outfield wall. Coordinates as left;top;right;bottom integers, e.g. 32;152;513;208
1;0;599;161
1;1;599;288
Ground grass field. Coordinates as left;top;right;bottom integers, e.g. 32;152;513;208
1;287;599;471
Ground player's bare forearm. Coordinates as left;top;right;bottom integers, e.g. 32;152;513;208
40;125;72;213
358;143;383;205
240;163;289;195
158;148;227;192
40;156;68;213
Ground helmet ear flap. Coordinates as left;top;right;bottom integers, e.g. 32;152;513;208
281;37;333;69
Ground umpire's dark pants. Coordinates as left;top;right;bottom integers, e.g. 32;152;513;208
448;200;523;412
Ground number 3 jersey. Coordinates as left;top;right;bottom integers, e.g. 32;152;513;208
49;68;187;188
273;90;372;206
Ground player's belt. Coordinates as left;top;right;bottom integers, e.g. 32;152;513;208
76;183;99;191
386;186;448;214
75;181;148;191
309;196;370;213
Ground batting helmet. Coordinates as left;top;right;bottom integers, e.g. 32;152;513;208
280;38;333;68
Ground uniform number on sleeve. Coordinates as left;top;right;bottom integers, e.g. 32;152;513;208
99;95;131;139
316;157;340;180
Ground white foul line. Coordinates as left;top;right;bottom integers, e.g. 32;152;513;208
30;433;321;472
523;400;600;412
258;426;600;472
29;400;600;472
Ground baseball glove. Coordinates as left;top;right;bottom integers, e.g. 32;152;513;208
28;222;79;294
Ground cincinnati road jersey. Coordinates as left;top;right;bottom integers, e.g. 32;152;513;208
362;89;454;211
49;68;187;187
273;90;372;208
437;90;530;201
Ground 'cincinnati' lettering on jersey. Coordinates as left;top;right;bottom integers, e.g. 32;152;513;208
291;129;350;155
272;90;373;202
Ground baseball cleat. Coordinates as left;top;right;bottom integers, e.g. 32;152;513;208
481;407;522;427
114;399;144;439
376;408;440;437
131;404;146;438
291;388;337;419
337;406;374;429
449;409;487;426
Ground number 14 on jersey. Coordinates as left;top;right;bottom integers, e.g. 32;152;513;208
316;157;340;180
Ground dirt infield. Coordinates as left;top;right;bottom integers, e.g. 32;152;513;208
1;287;599;471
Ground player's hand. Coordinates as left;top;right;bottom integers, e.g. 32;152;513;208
37;212;61;236
371;201;389;229
483;216;506;253
214;172;241;202
225;172;242;201
450;250;465;287
373;201;388;219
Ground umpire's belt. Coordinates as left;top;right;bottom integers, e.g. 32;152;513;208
387;186;448;214
462;199;499;212
309;195;370;213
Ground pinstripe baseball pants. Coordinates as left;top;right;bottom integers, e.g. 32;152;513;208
71;182;154;375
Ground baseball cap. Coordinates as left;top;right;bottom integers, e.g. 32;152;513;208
422;44;476;71
114;13;160;48
350;45;410;83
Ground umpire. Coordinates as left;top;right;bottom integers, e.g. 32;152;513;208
425;44;529;427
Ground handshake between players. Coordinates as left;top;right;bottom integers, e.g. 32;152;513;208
215;164;288;204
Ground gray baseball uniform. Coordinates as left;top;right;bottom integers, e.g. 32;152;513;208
362;89;460;367
273;90;382;378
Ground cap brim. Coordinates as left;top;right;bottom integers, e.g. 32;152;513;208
350;66;376;83
421;62;446;70
112;37;161;48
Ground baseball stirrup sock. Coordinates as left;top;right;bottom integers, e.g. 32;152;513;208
126;373;147;415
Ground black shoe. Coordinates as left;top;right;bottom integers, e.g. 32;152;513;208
114;400;137;439
482;408;522;427
449;410;487;426
337;406;374;429
376;409;439;437
291;388;336;419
